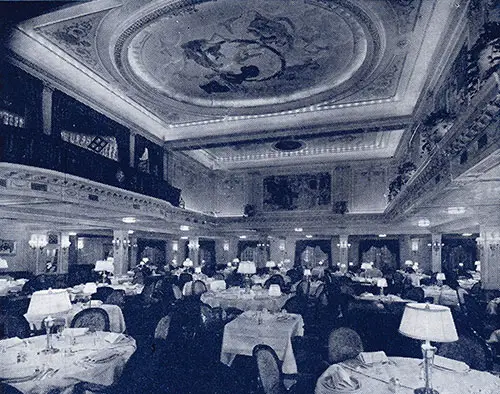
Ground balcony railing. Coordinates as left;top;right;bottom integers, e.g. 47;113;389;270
0;125;181;206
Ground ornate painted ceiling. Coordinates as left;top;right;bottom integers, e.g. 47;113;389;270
6;0;460;168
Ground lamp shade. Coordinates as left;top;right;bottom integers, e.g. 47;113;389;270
436;272;446;281
182;258;194;268
0;258;8;269
27;289;72;317
83;282;97;295
194;266;202;274
303;268;312;276
237;261;256;275
405;260;414;266
361;262;372;270
265;260;276;268
399;303;458;343
232;258;240;264
94;260;114;273
377;278;388;288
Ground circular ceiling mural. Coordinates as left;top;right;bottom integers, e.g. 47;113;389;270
115;0;382;112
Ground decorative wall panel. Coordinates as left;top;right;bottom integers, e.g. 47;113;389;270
263;172;331;211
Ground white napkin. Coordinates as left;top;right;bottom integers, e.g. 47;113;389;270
0;336;23;349
104;332;127;344
357;351;389;365
85;348;121;363
323;365;359;391
434;355;469;372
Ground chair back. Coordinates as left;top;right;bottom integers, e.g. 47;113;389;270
191;280;208;297
70;307;110;332
106;289;126;308
93;286;114;302
200;304;224;331
154;314;172;341
403;287;425;302
172;284;183;300
213;273;225;280
282;295;307;315
253;344;286;394
264;275;286;291
327;327;364;364
178;273;193;288
295;280;310;298
3;315;30;339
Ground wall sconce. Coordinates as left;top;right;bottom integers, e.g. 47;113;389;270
60;235;71;250
112;238;131;249
428;241;444;252
188;239;199;250
411;239;419;252
172;241;179;252
223;240;230;251
29;234;48;249
77;238;84;250
279;239;286;252
337;240;351;249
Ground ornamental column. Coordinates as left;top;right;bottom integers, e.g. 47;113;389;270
337;235;350;273
112;230;130;276
430;233;443;273
477;229;500;290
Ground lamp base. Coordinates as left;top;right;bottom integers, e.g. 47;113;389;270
40;347;60;354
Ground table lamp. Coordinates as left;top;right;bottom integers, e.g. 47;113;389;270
405;260;414;267
436;272;446;286
266;260;276;269
194;266;202;274
361;262;372;271
377;278;388;296
237;261;256;292
95;259;114;282
399;303;458;394
303;268;312;279
27;289;72;353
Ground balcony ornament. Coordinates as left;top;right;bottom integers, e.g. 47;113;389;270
387;161;417;202
420;110;455;157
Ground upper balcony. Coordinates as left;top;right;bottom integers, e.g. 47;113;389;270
0;125;181;207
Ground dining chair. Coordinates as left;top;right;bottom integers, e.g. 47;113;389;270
327;327;364;364
253;344;287;394
178;273;193;289
264;275;286;291
295;280;310;298
106;289;126;308
213;272;225;280
70;307;110;332
282;295;307;316
154;314;172;342
191;280;208;297
403;287;425;302
93;286;114;303
2;314;30;339
172;284;183;300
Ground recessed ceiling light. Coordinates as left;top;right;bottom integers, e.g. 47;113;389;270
447;207;466;215
305;235;313;238
378;234;387;238
180;225;190;231
180;236;188;240
418;219;430;227
462;233;473;236
122;217;136;224
294;228;303;232
239;235;247;239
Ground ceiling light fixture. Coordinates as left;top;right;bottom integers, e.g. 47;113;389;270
294;228;303;232
418;219;430;227
305;235;313;238
378;234;387;238
180;225;190;231
239;235;247;239
447;207;466;215
128;230;134;235
462;233;473;236
122;217;136;224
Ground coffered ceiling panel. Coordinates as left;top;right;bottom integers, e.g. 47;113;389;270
7;0;459;166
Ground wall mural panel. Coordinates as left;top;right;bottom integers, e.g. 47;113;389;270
263;172;331;211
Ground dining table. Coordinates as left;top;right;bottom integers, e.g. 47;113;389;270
0;278;27;296
316;355;500;394
200;286;291;312
24;302;127;333
0;330;136;394
220;310;304;374
422;285;459;307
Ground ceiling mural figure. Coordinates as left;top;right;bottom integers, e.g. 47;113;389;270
123;0;376;108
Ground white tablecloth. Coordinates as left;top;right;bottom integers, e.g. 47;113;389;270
182;278;226;296
316;357;500;394
423;286;459;307
201;287;291;312
24;303;127;333
0;331;136;394
220;311;304;374
0;279;25;296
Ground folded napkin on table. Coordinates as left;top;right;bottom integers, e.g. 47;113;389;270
62;327;89;337
104;332;128;344
0;337;23;349
321;365;360;392
357;351;389;365
433;355;469;372
84;348;121;363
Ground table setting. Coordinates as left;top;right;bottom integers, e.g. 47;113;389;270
422;285;459;307
201;286;291;312
220;310;304;374
0;330;136;394
316;353;500;394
